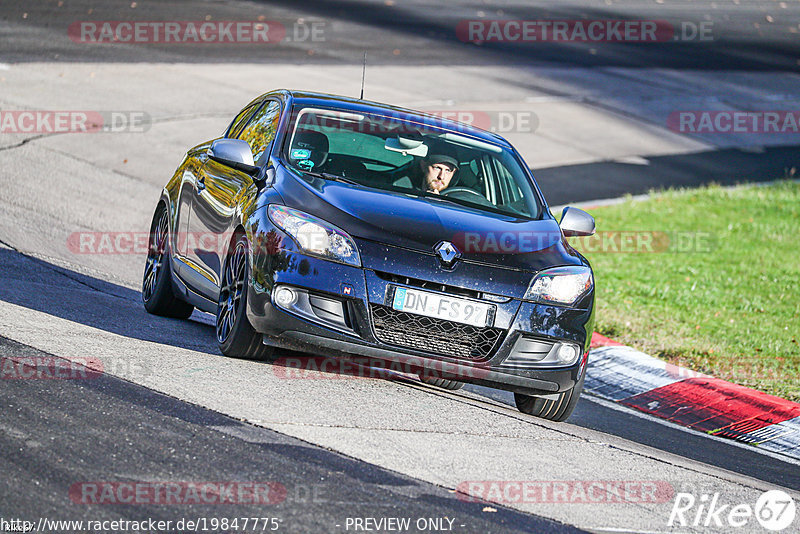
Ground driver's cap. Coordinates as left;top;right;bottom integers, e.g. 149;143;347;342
426;141;459;170
427;153;459;170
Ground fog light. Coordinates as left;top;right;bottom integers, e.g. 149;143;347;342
556;343;579;365
275;287;297;308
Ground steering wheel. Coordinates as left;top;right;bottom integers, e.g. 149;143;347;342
441;187;492;205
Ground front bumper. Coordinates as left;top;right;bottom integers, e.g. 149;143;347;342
247;244;594;396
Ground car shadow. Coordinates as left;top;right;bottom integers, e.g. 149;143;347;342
261;0;799;71
535;144;800;206
0;247;221;356
0;246;429;382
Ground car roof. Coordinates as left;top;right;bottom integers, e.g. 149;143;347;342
263;89;512;149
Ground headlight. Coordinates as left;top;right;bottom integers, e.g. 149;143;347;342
524;266;593;306
268;205;361;266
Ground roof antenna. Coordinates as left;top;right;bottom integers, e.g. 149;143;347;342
359;51;367;100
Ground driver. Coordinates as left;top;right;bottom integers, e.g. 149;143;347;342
419;151;459;194
391;142;460;194
393;147;459;194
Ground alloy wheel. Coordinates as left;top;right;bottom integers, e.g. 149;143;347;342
143;210;169;302
217;241;247;343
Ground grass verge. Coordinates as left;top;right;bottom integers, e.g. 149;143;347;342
570;180;799;402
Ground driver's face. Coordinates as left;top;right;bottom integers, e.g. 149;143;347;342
422;160;456;194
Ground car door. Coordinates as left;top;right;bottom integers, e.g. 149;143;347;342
185;99;282;300
173;101;261;288
174;147;207;263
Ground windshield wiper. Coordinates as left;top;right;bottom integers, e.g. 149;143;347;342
297;169;358;185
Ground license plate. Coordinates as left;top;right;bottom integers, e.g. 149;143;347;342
390;287;494;327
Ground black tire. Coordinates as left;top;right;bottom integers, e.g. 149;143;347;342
419;373;464;391
216;233;275;361
515;369;585;422
142;206;194;319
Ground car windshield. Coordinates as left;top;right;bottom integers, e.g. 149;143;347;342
281;105;543;220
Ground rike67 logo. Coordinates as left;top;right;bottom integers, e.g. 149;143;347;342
669;490;796;531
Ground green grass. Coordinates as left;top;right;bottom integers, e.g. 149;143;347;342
571;180;800;402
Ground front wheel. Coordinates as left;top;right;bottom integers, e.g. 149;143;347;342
142;206;194;319
216;233;275;361
515;370;585;422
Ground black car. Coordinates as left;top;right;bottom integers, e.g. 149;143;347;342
143;90;596;421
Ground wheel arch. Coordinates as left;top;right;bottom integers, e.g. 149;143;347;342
152;192;178;255
220;223;250;277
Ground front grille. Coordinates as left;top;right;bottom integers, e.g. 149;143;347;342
373;270;481;300
369;304;504;361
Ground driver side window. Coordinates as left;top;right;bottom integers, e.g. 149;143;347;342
237;100;282;164
225;103;258;138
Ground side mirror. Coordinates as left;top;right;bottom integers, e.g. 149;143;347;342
560;207;595;237
208;139;259;176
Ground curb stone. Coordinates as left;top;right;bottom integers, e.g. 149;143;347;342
586;333;800;461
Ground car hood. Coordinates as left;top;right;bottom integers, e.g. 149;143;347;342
276;169;583;272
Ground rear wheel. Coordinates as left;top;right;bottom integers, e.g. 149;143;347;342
419;373;464;391
216;233;275;361
142;206;194;319
515;370;585;422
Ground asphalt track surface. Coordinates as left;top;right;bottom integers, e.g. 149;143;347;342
1;1;800;533
0;244;797;532
4;0;799;203
3;0;799;70
0;332;574;533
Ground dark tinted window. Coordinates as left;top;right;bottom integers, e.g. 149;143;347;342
225;102;259;138
237;101;281;163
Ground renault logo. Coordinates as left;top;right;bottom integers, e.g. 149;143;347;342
435;241;461;267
